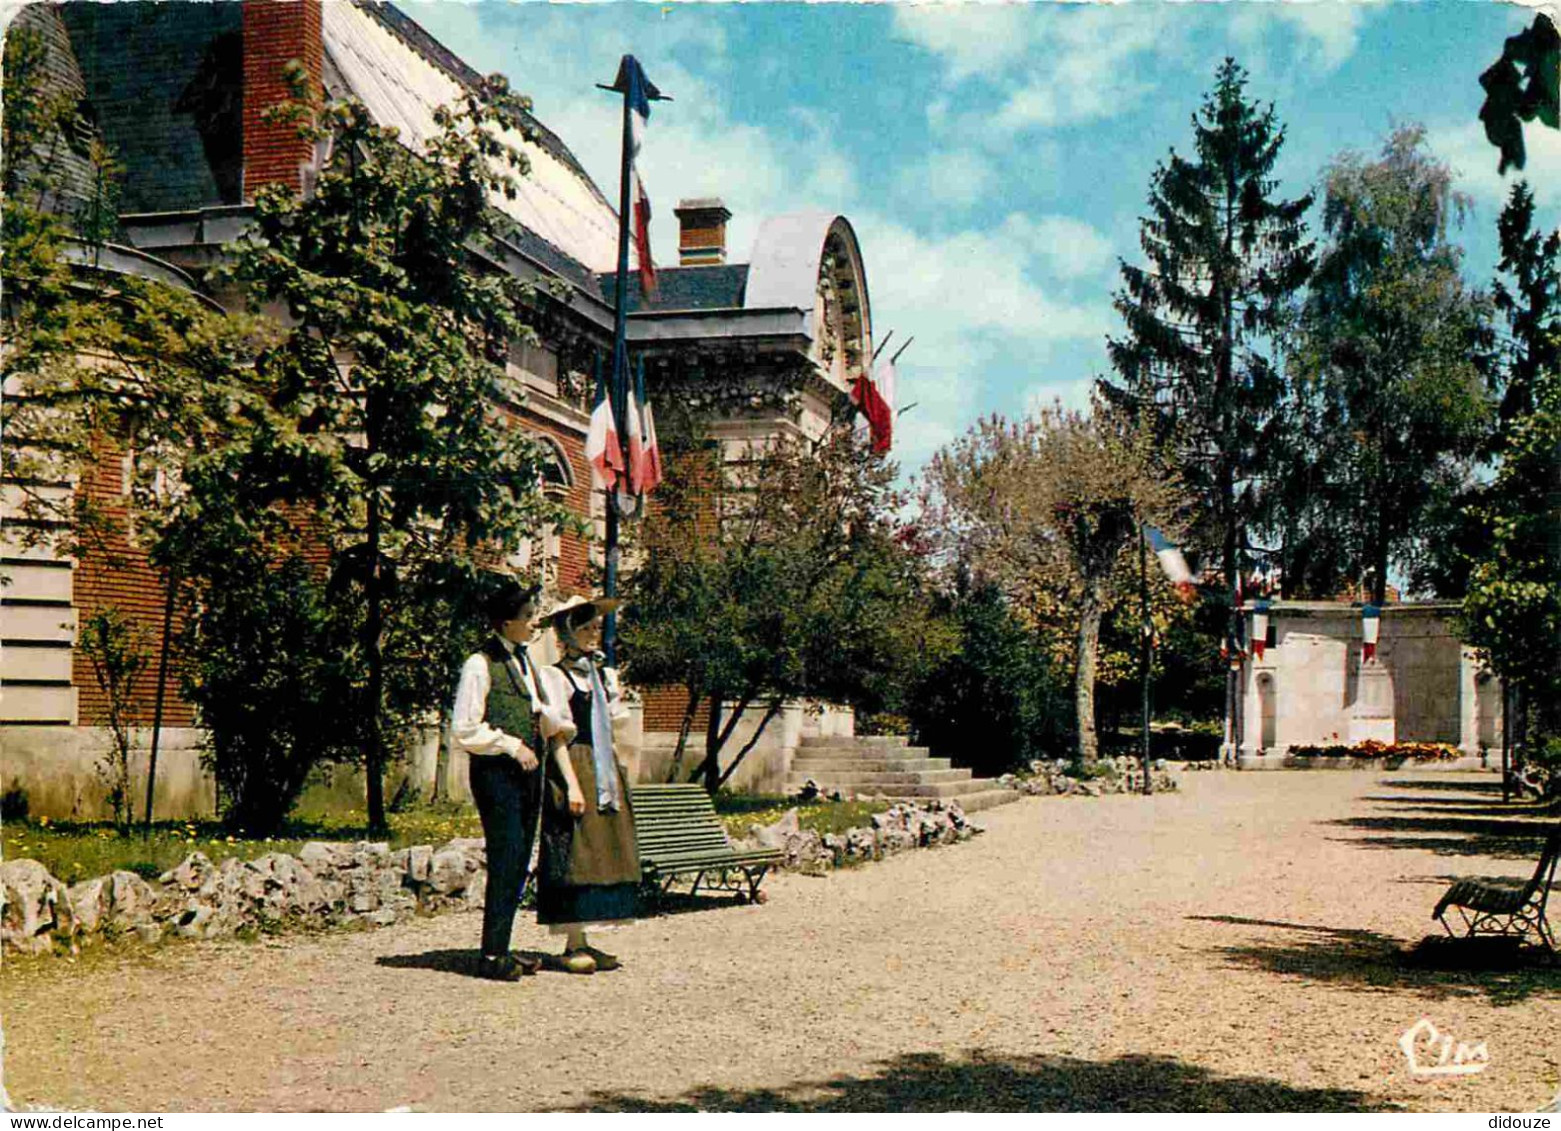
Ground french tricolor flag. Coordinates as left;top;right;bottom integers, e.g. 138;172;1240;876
1145;527;1196;599
852;357;895;454
585;358;624;489
630;355;662;495
616;56;661;298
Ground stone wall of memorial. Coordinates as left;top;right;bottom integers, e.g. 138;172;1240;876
1238;602;1502;760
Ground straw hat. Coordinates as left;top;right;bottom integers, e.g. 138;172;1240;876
545;594;624;631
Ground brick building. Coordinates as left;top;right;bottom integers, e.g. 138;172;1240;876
0;0;876;816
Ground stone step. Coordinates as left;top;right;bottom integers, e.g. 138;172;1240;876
794;745;933;761
785;768;973;788
952;787;1024;813
789;757;952;774
828;779;1000;800
799;734;909;748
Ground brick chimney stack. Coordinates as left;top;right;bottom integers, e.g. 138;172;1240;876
674;198;732;266
242;0;324;198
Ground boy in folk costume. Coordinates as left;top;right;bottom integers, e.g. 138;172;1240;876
449;579;573;981
534;595;640;974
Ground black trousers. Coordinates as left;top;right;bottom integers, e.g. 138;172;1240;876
468;753;543;958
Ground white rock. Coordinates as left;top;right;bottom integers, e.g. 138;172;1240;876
1;859;75;954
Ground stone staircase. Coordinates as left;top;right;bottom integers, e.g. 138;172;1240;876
787;735;1021;813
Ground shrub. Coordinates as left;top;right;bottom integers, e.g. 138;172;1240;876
905;585;1071;776
180;553;361;836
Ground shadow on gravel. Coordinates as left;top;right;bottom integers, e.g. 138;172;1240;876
1324;812;1557;860
642;891;758;918
375;949;550;979
555;1050;1385;1112
1378;779;1506;794
1193;916;1561;1006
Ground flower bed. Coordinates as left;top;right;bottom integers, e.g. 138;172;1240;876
1285;740;1465;763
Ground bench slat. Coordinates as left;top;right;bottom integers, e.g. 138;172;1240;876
629;784;784;890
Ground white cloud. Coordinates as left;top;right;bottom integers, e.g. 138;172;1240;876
895;148;999;210
1228;1;1372;77
1428;118;1561;215
999;214;1116;281
894;4;1179;139
892;6;1040;82
853;213;1114;472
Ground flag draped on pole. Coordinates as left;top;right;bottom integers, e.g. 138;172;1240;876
614;55;661;298
852;356;895;454
1145;527;1196;597
631;355;662;495
585;354;624;488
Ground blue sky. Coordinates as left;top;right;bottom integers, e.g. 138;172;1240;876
405;0;1561;481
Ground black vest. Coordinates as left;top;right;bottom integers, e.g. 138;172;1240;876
480;637;537;746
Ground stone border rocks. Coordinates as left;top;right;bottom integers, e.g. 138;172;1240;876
738;798;983;875
996;757;1180;797
3;799;993;958
1;837;489;958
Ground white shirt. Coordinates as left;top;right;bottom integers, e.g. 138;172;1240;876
451;636;554;758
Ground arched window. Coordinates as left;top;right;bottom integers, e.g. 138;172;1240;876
537;434;574;499
507;433;575;585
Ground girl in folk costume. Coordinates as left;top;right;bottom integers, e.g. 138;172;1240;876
534;595;639;974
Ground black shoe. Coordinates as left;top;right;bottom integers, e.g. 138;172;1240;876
476;954;531;981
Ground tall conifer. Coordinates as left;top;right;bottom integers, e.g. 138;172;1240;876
1103;58;1312;750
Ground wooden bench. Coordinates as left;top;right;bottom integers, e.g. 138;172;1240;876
630;783;783;904
1432;823;1560;956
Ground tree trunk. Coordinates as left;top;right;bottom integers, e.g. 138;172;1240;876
667;684;702;781
365;484;387;834
698;689;724;791
716;698;783;790
1074;581;1104;767
1370;516;1389;607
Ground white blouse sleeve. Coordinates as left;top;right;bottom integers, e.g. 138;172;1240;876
534;664;579;745
450;654;521;758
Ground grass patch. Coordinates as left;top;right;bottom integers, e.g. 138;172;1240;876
713;795;889;839
0;803;484;884
2;794;887;882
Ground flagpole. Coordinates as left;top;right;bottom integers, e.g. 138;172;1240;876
600;65;637;666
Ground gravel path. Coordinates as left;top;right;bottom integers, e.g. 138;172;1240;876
3;770;1558;1112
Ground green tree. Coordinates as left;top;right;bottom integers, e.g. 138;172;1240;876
1103;58;1313;633
903;580;1070;775
219;77;570;832
1461;181;1561;753
1289;125;1494;603
621;421;939;791
922;403;1184;766
78;609;150;832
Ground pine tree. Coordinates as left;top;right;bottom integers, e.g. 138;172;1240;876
1103;59;1312;754
1492;181;1561;428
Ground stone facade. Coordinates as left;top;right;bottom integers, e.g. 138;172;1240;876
1237;601;1503;762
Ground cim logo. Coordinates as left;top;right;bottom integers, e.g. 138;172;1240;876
1399;1017;1491;1077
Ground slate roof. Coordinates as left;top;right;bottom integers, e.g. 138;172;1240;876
597;264;750;314
54;2;244;214
47;0;618;286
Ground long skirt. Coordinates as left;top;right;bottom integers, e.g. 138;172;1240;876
537;742;640;930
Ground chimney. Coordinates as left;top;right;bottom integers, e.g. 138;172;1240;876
674;198;732;266
242;0;324;199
